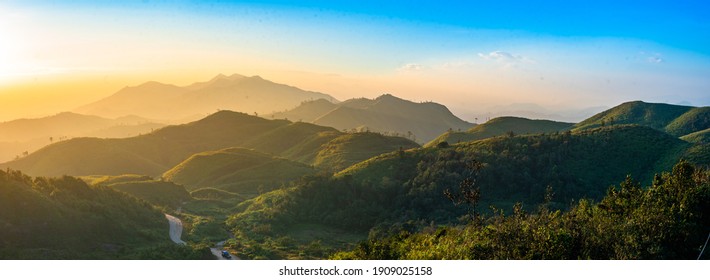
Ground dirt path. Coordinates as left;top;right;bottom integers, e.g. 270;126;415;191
210;240;238;260
164;214;187;245
165;213;237;259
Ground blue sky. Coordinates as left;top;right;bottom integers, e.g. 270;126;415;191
0;0;708;121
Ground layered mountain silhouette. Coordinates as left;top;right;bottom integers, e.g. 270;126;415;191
75;74;338;120
0;112;164;162
0;111;418;177
272;94;474;143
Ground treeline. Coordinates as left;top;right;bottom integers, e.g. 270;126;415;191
0;169;208;259
334;161;710;259
225;125;707;259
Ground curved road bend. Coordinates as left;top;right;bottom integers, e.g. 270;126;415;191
164;214;187;245
164;213;236;259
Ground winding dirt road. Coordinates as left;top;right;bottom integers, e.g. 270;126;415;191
210;240;234;260
164;214;187;245
164;213;236;259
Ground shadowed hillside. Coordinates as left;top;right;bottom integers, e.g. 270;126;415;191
273;94;474;143
0;112;164;162
84;175;193;210
1;111;418;177
0;170;167;259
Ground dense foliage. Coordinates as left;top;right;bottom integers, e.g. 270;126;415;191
334;161;710;259
225;125;707;259
0;169;170;259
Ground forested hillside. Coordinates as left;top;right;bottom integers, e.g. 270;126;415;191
224;124;709;259
334;161;710;260
0;169;208;259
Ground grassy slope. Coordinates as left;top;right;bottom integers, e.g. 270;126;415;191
241;122;341;163
681;128;710;144
109;180;192;210
572;101;700;135
271;99;338;122
425;116;573;147
665;107;710;137
314;132;420;172
163;147;317;195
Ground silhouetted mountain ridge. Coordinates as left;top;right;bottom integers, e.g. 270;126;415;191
273;94;474;143
75;74;338;120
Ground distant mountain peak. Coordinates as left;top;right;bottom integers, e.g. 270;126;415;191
136;81;173;88
210;73;246;81
74;74;338;120
376;93;401;101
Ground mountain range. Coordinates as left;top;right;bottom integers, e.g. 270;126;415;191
0;112;164;162
2;72;709;260
75;74;338;120
272;94;474;143
0;111;419;182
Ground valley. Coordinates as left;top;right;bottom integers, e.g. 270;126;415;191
1;76;708;260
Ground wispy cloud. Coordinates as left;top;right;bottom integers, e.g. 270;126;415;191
639;51;664;64
478;51;534;68
647;54;664;64
398;63;425;72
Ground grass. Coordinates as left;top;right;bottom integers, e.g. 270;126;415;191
163;147;316;195
425;116;573;147
314;132;419;172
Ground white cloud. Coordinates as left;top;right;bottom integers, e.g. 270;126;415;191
398;63;425;72
647;55;664;64
639;51;664;64
478;51;534;68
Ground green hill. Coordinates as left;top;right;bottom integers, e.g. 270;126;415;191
190;188;242;200
426;116;573;147
271;99;338;122
573;101;709;137
225;124;709;259
314;132;419;172
0;170;169;259
105;179;192;210
163;148;317;195
681;128;710;144
665;107;710;137
241;122;341;163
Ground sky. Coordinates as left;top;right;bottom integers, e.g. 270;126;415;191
1;0;709;121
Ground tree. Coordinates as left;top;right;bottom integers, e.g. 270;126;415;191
444;159;483;223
